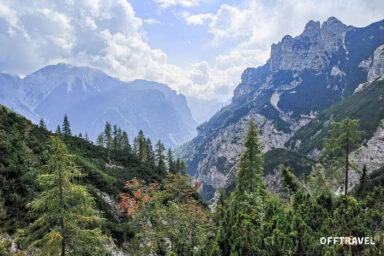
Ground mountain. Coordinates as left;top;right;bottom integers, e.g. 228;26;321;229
186;96;229;124
0;64;197;148
178;17;384;201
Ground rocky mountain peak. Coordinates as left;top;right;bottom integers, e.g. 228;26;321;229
269;17;349;73
302;20;321;37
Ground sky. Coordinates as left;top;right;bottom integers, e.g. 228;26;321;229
0;0;383;101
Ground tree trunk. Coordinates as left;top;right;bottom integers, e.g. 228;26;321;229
59;162;65;256
345;128;350;196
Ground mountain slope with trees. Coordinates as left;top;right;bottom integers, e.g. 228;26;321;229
178;17;384;201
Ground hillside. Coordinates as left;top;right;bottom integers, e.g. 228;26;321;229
0;104;169;251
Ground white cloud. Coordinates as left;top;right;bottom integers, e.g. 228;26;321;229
184;0;384;100
144;18;160;24
0;0;383;102
181;12;213;25
153;0;208;8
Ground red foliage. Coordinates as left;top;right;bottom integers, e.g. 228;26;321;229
119;177;159;216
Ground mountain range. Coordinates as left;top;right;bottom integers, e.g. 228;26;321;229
0;64;197;148
178;17;384;200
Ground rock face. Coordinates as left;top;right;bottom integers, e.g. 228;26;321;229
0;64;197;148
368;44;384;82
179;17;384;201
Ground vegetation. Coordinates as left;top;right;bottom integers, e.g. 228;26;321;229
322;119;362;195
1;106;384;255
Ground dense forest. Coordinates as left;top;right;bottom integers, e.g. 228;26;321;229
1;105;384;255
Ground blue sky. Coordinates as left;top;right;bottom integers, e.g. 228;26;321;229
0;0;384;101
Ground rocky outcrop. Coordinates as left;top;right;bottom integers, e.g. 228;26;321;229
368;44;384;81
270;17;348;72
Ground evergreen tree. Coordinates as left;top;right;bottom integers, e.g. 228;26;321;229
280;166;300;200
167;148;175;174
55;125;62;137
62;114;71;136
103;122;112;150
134;130;147;162
233;119;266;201
323;118;362;195
155;140;166;174
357;164;369;196
39;118;47;129
23;137;107;255
179;160;187;175
85;132;90;142
121;131;131;153
78;132;83;138
96;132;104;147
146;138;155;165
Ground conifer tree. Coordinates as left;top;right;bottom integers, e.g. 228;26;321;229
155;140;166;174
121;131;131;153
167;148;175;174
357;164;369;195
56;125;62;137
85;132;90;142
103;122;112;150
323;118;362;195
62;114;71;136
146;138;155;165
179;160;187;175
97;132;104;147
233;119;266;201
23;137;107;255
134;130;147;162
39;118;47;129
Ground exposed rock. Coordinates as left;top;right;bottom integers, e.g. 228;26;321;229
368;44;384;81
93;187;121;222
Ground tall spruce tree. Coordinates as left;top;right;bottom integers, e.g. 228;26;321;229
121;131;131;153
155;140;166;174
23;137;107;255
233;119;266;201
167;148;175;174
103;122;112;150
62;114;71;136
55;125;62;137
146;138;155;165
323;118;362;195
39;118;47;129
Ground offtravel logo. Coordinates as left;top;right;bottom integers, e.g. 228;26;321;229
320;236;375;245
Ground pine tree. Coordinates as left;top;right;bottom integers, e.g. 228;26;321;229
323;118;362;195
62;114;71;136
357;164;369;196
78;132;83;138
23;137;107;255
155;140;166;174
167;148;175;174
233;119;266;201
179;160;187;175
39;118;47;129
97;132;104;147
103;122;112;150
147;138;155;165
85;132;90;142
121;131;131;153
56;125;62;137
135;130;147;162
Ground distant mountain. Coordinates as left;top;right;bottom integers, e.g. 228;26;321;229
186;96;228;124
178;17;384;201
0;64;197;148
